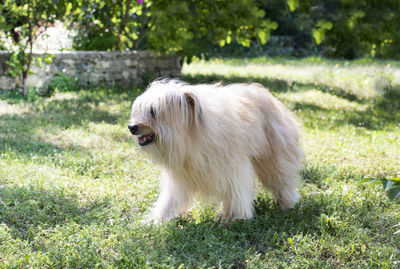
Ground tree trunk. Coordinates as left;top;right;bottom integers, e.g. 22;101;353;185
21;58;31;96
21;38;34;97
21;0;34;97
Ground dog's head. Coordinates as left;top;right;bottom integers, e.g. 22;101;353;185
128;79;203;162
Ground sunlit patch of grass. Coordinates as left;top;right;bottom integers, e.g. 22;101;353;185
183;58;400;99
47;91;81;101
278;89;368;111
0;59;399;267
35;123;131;152
0;100;29;116
302;129;400;179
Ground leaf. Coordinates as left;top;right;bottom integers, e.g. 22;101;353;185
388;186;400;201
257;30;269;45
312;29;323;45
270;21;278;31
312;20;333;45
383;179;393;192
287;0;299;12
226;35;231;44
316;20;333;30
360;177;400;202
358;177;381;184
287;237;294;250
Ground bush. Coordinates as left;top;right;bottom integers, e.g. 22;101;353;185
46;74;80;95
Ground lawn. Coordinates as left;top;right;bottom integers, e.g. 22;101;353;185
0;57;399;268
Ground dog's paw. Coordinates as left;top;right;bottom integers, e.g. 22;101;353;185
140;215;162;226
140;211;174;225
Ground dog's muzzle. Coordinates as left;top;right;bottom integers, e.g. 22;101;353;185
128;124;139;135
128;124;155;146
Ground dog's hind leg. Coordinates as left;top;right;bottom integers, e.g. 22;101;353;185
252;153;300;209
150;170;192;221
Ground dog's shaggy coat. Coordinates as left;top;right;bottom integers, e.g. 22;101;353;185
129;79;303;221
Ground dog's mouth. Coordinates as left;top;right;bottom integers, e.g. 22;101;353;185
138;133;155;146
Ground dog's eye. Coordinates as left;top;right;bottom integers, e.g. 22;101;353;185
150;107;156;118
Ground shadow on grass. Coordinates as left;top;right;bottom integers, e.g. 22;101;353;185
0;185;112;240
30;95;121;128
0;91;127;158
293;95;400;130
114;160;397;267
118;190;384;268
0;113;67;157
183;73;400;130
183;73;295;93
182;73;360;102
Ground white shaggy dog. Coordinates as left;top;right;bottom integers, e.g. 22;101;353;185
129;79;303;221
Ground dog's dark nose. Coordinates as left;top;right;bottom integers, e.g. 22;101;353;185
128;124;139;135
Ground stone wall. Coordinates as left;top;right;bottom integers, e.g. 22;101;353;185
0;51;181;90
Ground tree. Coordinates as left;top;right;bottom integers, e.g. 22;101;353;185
261;0;400;59
0;0;70;96
70;0;277;60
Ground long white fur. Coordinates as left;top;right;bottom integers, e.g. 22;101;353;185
129;79;303;221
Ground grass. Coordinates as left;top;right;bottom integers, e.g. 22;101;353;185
0;57;399;268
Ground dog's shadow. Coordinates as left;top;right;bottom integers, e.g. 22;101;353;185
152;187;377;267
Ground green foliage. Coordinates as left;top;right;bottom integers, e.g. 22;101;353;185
240;0;400;59
1;0;400;62
0;0;70;95
318;0;400;59
312;20;333;45
70;0;275;60
286;0;299;12
0;85;46;102
4;50;25;78
360;178;400;202
70;0;142;51
46;73;80;96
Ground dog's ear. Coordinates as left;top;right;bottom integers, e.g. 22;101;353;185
184;92;203;127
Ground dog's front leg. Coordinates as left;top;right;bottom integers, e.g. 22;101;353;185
150;170;192;221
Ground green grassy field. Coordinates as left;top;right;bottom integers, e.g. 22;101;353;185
0;57;399;268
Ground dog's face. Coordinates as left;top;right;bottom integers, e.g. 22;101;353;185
128;102;157;147
128;81;203;162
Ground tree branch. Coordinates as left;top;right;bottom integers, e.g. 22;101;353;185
114;0;132;49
